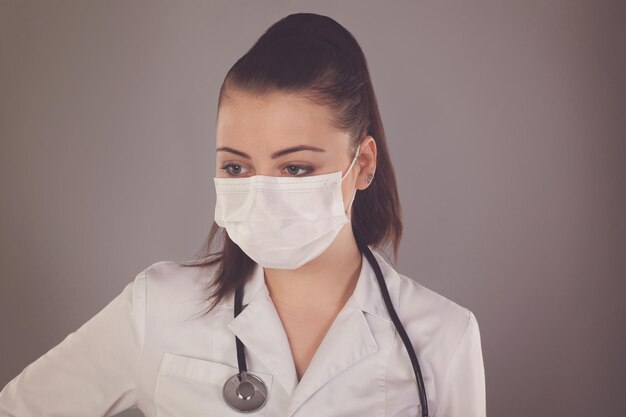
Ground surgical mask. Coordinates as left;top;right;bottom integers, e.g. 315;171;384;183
213;146;361;269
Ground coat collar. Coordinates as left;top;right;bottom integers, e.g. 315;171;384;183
224;244;400;416
221;244;399;321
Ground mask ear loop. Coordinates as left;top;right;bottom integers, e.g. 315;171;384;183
342;145;362;217
341;146;361;181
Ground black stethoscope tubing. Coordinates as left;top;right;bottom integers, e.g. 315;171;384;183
227;232;429;417
355;233;429;417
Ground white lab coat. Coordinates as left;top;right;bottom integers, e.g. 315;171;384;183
0;245;486;417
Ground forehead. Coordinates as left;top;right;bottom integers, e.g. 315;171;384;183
216;89;344;149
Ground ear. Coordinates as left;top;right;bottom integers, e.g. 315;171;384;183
356;136;377;190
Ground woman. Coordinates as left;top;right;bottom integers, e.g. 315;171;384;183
0;12;485;417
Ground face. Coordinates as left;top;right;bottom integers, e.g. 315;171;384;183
215;89;373;216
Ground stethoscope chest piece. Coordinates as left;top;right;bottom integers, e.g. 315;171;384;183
222;370;268;413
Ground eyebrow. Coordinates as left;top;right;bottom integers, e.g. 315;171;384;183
216;144;326;159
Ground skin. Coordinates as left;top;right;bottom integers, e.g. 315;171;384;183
215;88;377;380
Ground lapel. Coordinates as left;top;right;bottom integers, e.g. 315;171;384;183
225;244;400;416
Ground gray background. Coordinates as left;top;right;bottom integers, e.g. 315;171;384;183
1;1;624;416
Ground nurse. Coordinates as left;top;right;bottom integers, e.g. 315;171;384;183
0;12;486;417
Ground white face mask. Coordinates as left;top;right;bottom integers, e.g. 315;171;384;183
213;145;361;269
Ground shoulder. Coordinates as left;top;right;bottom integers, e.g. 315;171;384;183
390;269;481;374
133;259;218;298
394;271;475;341
129;259;219;328
388;271;484;414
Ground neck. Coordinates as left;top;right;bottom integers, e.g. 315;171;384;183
263;224;363;315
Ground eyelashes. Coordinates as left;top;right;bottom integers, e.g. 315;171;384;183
219;163;315;177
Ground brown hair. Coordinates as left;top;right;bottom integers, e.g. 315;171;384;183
179;12;403;317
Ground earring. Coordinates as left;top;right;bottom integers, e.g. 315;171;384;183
366;173;374;184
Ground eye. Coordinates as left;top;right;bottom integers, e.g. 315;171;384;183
219;163;248;176
283;164;314;176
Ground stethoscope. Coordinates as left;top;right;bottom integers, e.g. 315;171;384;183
222;232;430;417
